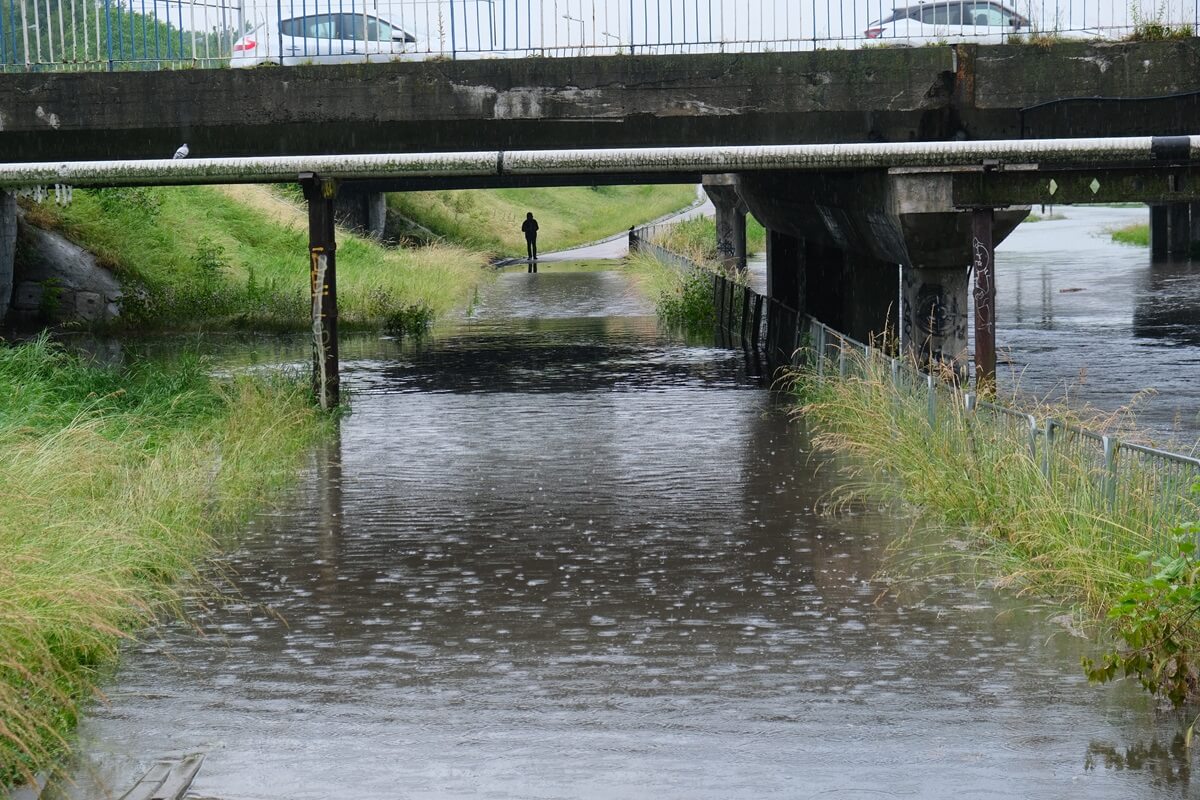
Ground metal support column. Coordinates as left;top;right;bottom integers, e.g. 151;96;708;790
972;208;996;393
302;174;340;410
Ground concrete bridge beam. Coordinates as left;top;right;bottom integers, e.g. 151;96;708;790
702;175;748;270
0;191;14;322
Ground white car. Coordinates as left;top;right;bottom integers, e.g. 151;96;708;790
230;11;422;67
864;1;1105;45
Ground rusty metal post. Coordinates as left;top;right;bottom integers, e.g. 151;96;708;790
302;174;340;409
972;208;996;393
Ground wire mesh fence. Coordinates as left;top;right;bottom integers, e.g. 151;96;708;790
2;0;1194;71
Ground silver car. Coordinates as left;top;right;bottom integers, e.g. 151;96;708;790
864;1;1104;45
231;10;421;66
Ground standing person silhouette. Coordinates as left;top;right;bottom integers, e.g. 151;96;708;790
521;212;539;262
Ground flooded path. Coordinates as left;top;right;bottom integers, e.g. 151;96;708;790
53;259;1194;799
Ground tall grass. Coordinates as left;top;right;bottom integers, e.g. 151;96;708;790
651;215;767;261
0;336;331;788
791;346;1200;646
23;186;484;334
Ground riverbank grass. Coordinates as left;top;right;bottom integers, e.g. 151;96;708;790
650;215;767;262
1112;223;1150;247
23;185;484;333
791;349;1200;678
0;337;331;788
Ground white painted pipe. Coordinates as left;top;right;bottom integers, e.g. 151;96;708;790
0;136;1195;188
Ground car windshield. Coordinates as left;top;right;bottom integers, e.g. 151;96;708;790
900;1;1017;26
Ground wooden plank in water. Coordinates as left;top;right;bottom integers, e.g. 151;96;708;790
119;753;205;800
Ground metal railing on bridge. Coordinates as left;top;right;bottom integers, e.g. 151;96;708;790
2;0;1196;71
629;217;1200;540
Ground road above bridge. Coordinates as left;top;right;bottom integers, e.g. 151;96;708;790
0;40;1198;162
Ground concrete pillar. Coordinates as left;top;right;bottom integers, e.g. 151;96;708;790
1150;204;1170;260
0;191;14;322
1167;203;1192;258
703;175;748;270
334;189;387;239
902;266;970;369
765;228;803;365
765;228;803;310
971;208;996;390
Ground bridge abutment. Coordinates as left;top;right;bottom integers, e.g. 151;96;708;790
334;189;387;239
0;190;14;322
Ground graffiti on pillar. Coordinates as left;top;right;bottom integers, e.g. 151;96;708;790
715;219;735;259
971;235;993;318
915;284;947;338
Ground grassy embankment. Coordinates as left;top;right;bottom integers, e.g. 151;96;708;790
0;337;332;788
25;185;484;334
792;350;1200;706
387;185;699;257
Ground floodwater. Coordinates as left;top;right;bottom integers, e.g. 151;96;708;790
48;250;1195;800
991;206;1200;442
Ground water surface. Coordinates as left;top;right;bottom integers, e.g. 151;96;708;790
49;260;1195;800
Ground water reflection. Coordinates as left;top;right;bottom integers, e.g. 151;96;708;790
1086;735;1192;790
1133;258;1200;346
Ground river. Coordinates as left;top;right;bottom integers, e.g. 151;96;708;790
47;233;1196;799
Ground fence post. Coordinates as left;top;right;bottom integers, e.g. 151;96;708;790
890;357;898;387
1103;435;1118;510
1026;415;1039;461
964;392;976;414
927;374;936;427
740;286;751;344
838;340;847;378
750;295;763;351
1041;420;1055;479
104;0;114;71
816;325;825;376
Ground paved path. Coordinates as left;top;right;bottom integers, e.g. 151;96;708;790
495;189;714;267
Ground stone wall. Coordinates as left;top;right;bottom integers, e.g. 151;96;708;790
9;215;121;324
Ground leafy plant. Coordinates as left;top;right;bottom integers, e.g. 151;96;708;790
1084;489;1200;723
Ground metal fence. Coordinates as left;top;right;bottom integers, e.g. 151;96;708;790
2;0;1196;71
629;220;1200;538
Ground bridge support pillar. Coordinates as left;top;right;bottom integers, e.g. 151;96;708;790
1167;203;1192;258
703;175;748;270
1150;204;1170;259
765;229;803;363
971;209;996;392
335;188;387;239
302;175;340;410
0;190;14;322
901;265;969;376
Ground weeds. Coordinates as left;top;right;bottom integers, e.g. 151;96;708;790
0;336;331;788
1112;223;1150;247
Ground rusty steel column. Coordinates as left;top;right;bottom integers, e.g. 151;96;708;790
972;208;996;392
302;174;340;409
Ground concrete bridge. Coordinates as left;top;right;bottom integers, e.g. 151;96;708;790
2;39;1199;405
